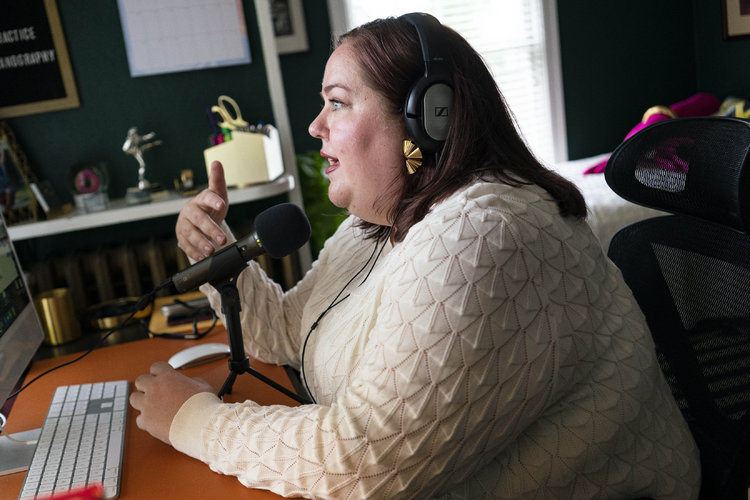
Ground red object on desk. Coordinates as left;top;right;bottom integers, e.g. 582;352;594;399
38;484;103;499
1;327;300;499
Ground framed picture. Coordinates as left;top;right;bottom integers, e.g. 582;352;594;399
117;0;252;77
0;122;39;224
0;0;80;119
722;0;750;39
271;0;309;54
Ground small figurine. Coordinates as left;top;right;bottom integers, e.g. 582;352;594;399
122;127;162;190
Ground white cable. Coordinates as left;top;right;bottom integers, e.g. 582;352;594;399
0;412;38;445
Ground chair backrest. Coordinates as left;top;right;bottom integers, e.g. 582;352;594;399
606;117;750;500
605;116;750;231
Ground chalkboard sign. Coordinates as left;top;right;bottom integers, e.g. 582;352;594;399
0;0;79;118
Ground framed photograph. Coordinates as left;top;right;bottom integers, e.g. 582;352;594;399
0;0;80;119
0;122;39;224
722;0;750;39
271;0;309;54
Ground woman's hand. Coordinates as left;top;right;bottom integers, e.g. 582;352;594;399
176;161;230;261
129;361;215;444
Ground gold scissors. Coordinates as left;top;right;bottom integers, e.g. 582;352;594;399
211;95;249;131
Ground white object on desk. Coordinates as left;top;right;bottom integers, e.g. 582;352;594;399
19;381;129;500
168;343;231;370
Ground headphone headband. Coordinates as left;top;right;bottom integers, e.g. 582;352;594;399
400;13;449;73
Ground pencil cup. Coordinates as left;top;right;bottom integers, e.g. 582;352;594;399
34;288;82;345
203;126;284;188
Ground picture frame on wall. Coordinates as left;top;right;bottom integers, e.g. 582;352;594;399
272;0;309;54
117;0;252;78
0;0;80;119
722;0;750;39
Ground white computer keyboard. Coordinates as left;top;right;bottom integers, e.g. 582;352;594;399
18;380;129;500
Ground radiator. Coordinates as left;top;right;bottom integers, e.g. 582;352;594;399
28;236;298;320
29;237;187;315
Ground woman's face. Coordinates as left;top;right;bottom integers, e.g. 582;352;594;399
308;41;406;226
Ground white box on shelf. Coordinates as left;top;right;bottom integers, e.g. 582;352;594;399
203;126;284;188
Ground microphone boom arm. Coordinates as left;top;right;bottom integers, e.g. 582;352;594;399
173;235;254;293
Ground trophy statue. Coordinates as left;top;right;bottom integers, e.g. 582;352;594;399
122;127;162;204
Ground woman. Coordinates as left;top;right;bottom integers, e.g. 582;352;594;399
131;14;700;498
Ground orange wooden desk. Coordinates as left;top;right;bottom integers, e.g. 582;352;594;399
1;327;299;499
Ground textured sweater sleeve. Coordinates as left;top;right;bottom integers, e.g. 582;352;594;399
170;186;594;498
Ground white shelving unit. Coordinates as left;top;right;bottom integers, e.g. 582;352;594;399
253;0;311;272
8;175;294;241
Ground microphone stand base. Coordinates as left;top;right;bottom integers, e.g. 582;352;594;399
211;275;311;405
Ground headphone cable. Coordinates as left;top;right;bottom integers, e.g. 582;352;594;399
299;223;394;404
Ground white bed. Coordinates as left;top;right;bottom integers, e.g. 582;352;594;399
548;153;667;251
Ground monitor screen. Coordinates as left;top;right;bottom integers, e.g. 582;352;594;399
0;214;44;423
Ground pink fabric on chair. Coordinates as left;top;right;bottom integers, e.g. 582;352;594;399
622;112;673;142
584;93;720;174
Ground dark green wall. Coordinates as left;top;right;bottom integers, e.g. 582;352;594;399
693;0;750;98
558;1;750;160
557;0;697;159
5;0;331;203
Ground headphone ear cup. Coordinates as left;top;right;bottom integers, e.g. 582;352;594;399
404;77;453;154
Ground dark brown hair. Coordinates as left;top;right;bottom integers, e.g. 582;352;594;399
338;16;586;242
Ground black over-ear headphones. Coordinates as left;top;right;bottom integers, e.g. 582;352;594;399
400;13;454;155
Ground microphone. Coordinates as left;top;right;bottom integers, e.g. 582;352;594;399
171;203;311;293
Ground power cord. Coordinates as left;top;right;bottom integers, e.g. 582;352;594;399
0;412;37;445
3;278;172;405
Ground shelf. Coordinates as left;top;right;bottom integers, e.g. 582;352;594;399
8;174;294;241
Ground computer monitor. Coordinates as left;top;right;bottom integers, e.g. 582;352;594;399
0;213;45;475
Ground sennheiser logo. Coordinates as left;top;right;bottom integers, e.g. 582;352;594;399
434;107;449;117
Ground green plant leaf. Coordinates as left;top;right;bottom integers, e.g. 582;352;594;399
296;151;347;258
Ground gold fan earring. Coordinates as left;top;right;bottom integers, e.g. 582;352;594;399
403;140;423;174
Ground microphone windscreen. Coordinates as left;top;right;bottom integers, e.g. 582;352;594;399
254;203;311;258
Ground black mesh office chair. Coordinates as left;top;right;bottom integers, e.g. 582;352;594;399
605;117;750;500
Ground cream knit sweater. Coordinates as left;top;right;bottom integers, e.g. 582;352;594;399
170;181;700;499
